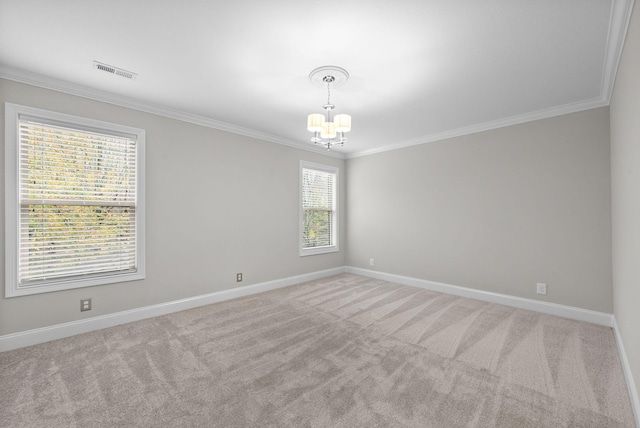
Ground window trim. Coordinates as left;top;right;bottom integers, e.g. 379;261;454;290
4;103;146;297
299;160;339;256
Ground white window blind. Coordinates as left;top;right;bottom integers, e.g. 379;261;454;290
18;117;138;286
300;162;338;255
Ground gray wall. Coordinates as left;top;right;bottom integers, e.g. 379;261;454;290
0;78;346;335
346;107;613;312
611;1;640;402
0;78;619;330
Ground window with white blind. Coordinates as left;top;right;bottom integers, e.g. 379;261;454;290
4;103;145;297
300;161;338;256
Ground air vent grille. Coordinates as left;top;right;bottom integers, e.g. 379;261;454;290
93;61;137;80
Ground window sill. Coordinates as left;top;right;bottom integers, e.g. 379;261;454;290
300;245;339;257
6;271;145;298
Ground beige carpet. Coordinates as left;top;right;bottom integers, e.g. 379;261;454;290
0;274;635;427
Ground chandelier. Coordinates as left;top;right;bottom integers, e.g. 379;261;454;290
307;66;351;150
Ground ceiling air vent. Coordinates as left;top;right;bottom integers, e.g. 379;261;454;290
93;61;137;80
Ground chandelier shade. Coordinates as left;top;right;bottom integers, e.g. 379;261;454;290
321;121;337;139
307;66;351;150
334;114;351;133
307;114;325;132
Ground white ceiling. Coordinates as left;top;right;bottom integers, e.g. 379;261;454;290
0;0;634;158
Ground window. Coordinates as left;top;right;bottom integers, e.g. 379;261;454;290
5;103;145;297
300;161;338;256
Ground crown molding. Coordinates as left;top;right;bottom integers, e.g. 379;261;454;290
0;65;346;160
346;97;609;159
601;0;636;103
3;0;633;163
347;0;634;159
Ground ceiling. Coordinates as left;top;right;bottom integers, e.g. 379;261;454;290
0;0;634;158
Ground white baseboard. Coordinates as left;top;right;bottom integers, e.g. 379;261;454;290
0;266;616;347
347;267;638;424
0;267;345;352
1;266;636;423
345;266;614;327
613;316;640;428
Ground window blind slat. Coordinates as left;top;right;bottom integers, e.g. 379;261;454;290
301;167;336;249
21;199;135;207
18;118;138;285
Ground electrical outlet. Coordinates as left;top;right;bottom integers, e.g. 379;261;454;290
80;298;92;312
236;273;243;282
536;283;547;295
369;258;375;266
